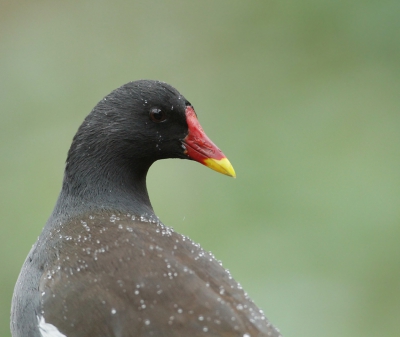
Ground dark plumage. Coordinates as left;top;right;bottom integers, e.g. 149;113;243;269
11;80;281;337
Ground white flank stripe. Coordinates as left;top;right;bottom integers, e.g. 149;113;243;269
37;316;67;337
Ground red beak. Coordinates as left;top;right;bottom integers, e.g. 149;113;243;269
183;106;236;177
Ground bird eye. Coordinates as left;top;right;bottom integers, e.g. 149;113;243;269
149;108;167;123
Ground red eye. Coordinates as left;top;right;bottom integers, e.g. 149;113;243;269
149;108;167;123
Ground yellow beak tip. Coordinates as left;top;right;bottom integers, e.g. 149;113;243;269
203;158;236;178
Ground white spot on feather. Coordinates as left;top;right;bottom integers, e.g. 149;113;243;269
38;316;67;337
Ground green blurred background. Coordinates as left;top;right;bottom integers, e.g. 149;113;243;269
1;1;399;336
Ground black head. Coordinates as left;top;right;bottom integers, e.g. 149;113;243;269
68;80;192;172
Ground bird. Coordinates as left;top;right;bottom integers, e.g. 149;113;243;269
11;80;282;337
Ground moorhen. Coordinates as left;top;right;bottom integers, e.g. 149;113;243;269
11;80;282;337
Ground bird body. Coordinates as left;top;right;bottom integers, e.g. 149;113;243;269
11;80;281;337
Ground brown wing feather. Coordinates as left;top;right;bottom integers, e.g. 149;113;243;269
39;213;281;337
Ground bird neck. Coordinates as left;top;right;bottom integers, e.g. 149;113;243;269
50;154;155;224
